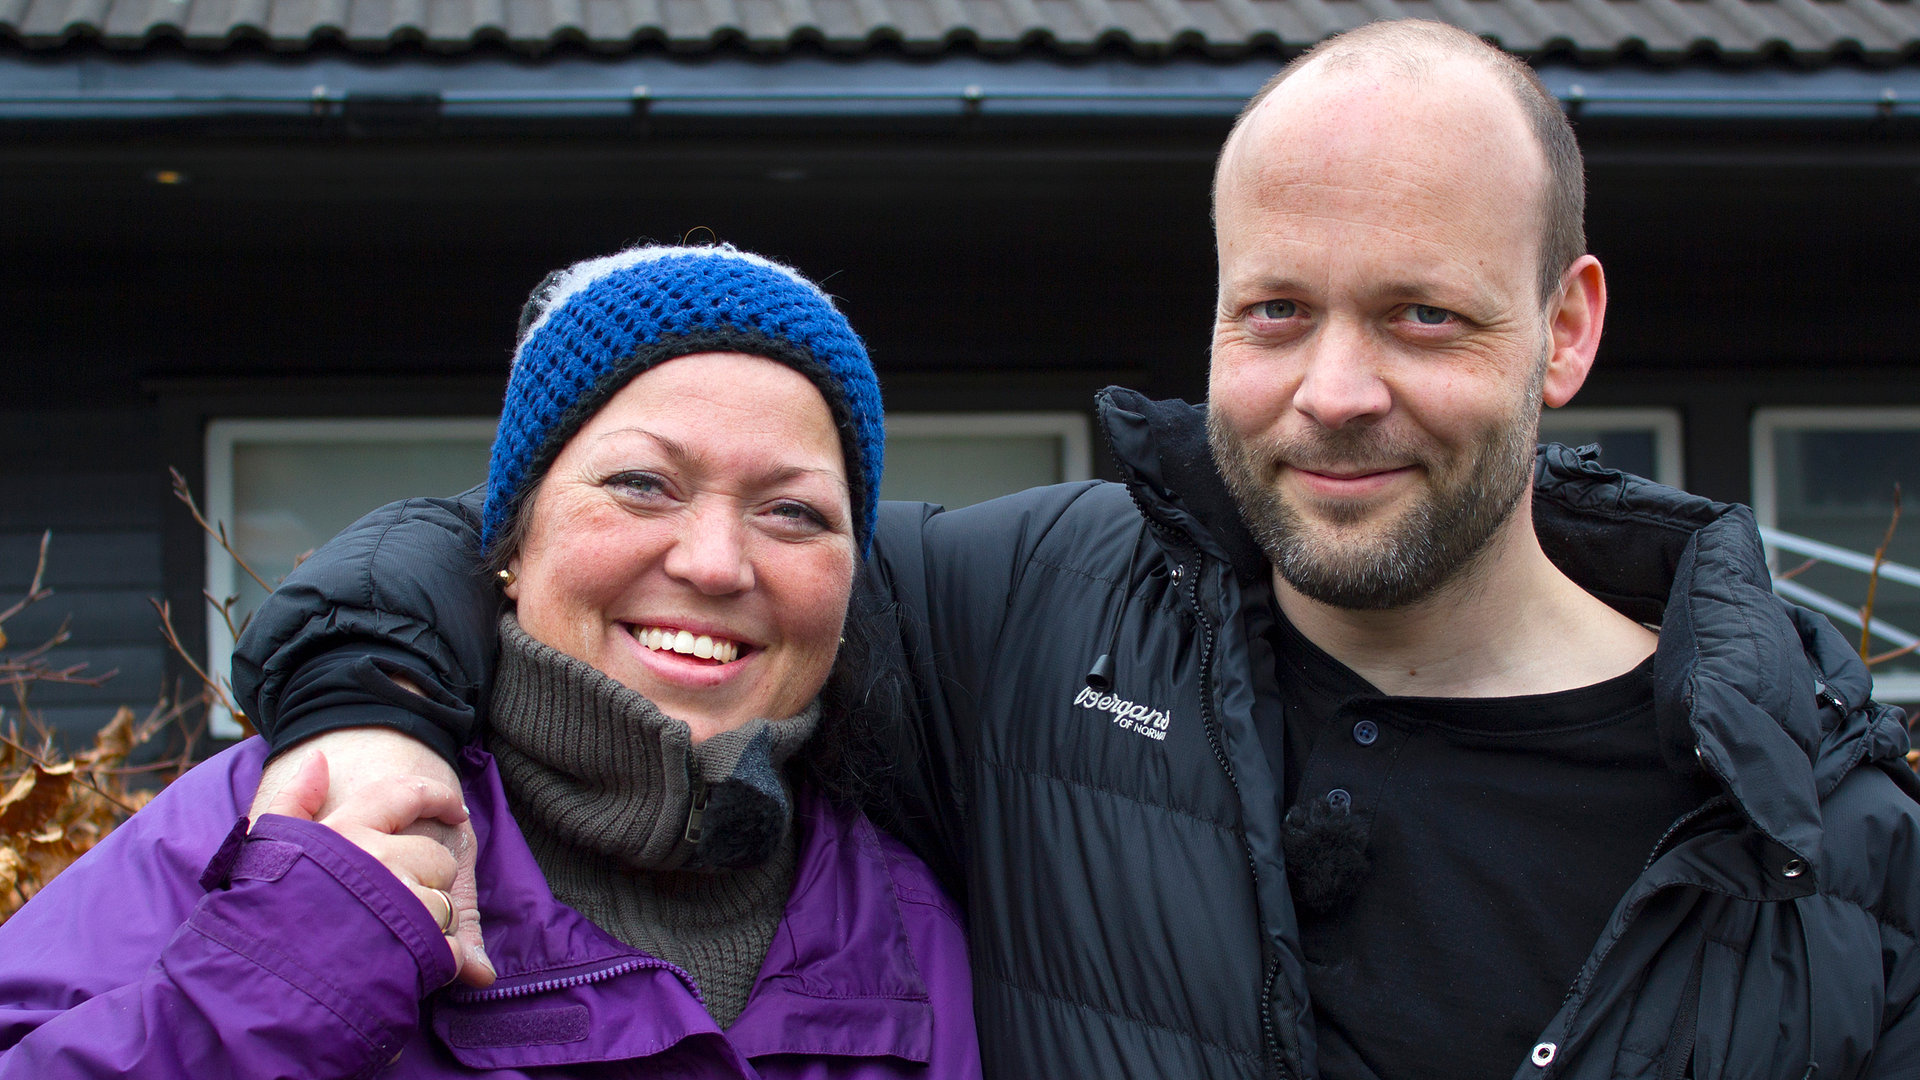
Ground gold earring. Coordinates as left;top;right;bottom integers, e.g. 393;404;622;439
496;569;517;587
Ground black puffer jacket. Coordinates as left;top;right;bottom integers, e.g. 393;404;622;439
239;388;1920;1080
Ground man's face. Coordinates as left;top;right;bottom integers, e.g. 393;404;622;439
1207;59;1558;610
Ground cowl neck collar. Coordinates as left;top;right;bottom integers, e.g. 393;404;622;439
487;610;819;872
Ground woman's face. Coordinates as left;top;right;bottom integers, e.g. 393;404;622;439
504;352;857;742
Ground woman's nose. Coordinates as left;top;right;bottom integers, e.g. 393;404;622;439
663;505;756;595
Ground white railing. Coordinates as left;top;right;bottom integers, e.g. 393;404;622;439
1760;527;1919;700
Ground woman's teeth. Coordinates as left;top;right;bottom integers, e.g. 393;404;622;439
634;627;740;663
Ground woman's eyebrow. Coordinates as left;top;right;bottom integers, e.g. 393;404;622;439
761;463;851;495
595;428;849;493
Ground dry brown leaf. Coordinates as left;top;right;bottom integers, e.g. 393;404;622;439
0;845;19;893
0;763;76;839
75;707;136;768
26;828;79;865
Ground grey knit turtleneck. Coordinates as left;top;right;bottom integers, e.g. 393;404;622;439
487;612;820;1028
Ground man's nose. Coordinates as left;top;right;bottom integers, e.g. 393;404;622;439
664;503;756;595
1291;321;1390;429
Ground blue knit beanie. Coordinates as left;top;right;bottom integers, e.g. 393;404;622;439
483;245;885;554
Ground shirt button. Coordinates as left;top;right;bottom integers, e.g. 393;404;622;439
1326;788;1351;810
1352;719;1379;746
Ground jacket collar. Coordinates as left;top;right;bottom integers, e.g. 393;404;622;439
1096;386;1909;879
445;746;934;1066
1097;387;1268;583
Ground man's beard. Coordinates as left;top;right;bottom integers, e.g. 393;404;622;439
1207;389;1540;612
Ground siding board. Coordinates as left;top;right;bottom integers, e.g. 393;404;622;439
2;589;170;646
0;531;162;590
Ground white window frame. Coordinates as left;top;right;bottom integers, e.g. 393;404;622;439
1538;406;1685;489
202;417;498;737
885;411;1094;486
1751;407;1920;701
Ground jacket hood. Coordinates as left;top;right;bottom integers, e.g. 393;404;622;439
1096;386;1913;880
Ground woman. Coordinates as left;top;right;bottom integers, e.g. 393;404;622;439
0;245;980;1079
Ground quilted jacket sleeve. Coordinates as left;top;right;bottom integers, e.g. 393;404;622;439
233;490;497;764
0;744;455;1079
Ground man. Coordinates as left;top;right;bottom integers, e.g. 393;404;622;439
232;20;1920;1079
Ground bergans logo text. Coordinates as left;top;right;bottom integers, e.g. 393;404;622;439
1073;686;1172;741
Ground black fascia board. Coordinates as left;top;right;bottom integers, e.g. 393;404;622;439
2;45;1920;133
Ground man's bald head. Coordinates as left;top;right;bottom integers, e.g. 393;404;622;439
1217;20;1585;307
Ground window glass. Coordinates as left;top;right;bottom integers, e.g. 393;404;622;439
1538;407;1683;487
882;413;1092;510
1753;410;1919;703
204;419;495;735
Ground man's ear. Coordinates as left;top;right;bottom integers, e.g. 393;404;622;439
1541;255;1606;408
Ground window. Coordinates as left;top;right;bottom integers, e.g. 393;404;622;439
1752;409;1920;702
1537;407;1684;488
881;412;1093;510
203;419;496;736
203;409;1094;736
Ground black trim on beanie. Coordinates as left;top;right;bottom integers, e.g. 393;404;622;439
492;329;870;558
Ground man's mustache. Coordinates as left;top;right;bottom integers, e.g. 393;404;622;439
1248;428;1434;478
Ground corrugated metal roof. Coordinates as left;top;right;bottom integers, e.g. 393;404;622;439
4;0;1919;61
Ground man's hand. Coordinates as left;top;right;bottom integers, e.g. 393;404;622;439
251;726;495;987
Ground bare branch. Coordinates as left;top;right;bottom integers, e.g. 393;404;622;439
0;531;53;626
169;467;272;593
3;617;72;664
1859;484;1903;662
1774;557;1819;582
148;599;240;720
1866;641;1919;667
0;663;116;690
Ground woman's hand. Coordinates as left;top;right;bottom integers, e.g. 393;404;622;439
251;729;495;987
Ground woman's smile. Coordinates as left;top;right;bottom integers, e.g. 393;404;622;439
628;623;746;665
503;352;857;742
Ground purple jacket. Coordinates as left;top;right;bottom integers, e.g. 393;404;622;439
0;739;980;1079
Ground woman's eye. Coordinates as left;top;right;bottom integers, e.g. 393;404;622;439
1408;305;1453;325
1251;300;1299;320
607;472;666;498
769;502;829;531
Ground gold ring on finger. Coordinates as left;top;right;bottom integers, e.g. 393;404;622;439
424;886;457;936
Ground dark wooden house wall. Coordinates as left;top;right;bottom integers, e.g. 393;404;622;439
5;106;1920;745
1;407;172;745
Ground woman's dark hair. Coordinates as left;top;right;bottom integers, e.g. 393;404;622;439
795;587;910;811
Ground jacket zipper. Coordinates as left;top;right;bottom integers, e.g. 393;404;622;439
1534;795;1733;1076
1179;546;1294;1080
1105;414;1295;1080
447;956;676;1003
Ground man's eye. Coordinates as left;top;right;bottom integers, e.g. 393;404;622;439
1408;305;1453;325
1251;300;1298;320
